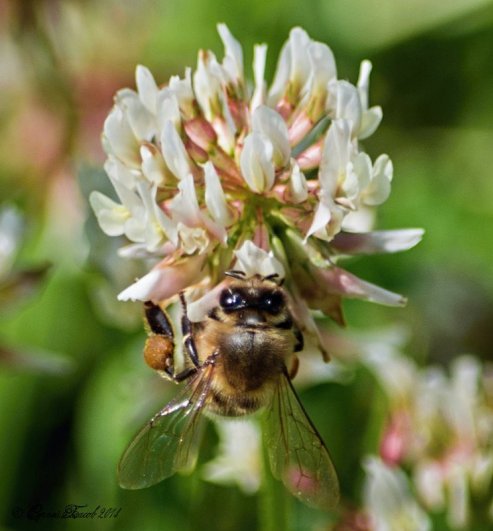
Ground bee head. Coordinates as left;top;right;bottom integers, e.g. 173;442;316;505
217;274;288;326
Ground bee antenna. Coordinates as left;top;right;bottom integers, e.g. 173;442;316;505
263;273;284;285
225;270;246;280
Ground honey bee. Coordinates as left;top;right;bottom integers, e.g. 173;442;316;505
118;271;339;510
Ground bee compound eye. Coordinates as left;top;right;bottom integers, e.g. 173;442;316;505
261;291;283;314
219;289;243;310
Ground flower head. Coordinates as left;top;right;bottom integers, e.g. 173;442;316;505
90;25;422;355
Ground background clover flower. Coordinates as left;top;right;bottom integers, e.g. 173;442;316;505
90;24;423;355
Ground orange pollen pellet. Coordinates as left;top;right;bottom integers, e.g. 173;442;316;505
144;335;174;371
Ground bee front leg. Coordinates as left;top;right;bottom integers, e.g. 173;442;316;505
143;301;197;382
179;291;200;368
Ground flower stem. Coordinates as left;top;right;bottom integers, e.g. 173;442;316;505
259;438;290;531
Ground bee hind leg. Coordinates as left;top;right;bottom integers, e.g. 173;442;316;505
179;291;200;368
143;300;199;382
143;301;177;377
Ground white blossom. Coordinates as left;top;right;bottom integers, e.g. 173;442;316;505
363;457;432;531
90;24;419;340
202;419;261;494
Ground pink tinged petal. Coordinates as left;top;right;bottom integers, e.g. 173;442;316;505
332;229;424;255
296;139;323;170
251;44;267;111
234;240;285;278
185;138;209;164
240;132;275;193
89;191;128;236
252;106;290;169
160;120;195;180
102;107;140;168
140;144;167;186
380;415;407;466
115;88;156;141
217;23;244;84
117;253;206;302
288;160;308;203
319;119;352;195
136;64;158;114
204;162;233;226
252;223;270;251
212;113;237;155
319;266;406;306
288;111;315;145
104;156;140;190
184;117;217;151
363;154;393;206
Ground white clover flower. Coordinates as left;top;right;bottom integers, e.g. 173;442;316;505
363;456;432;531
202;418;261;494
362;346;493;530
90;24;423;356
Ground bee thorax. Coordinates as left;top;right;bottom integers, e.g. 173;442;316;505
219;329;284;391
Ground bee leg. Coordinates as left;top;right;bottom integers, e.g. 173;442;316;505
179;291;200;368
143;301;176;374
294;328;304;353
144;300;174;337
169;366;198;382
288;355;300;379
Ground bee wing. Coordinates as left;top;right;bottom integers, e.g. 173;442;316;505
118;363;215;489
263;369;340;510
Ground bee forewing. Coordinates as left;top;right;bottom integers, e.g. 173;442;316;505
118;365;214;489
263;371;340;510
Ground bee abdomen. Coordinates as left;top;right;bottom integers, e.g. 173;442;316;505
208;389;263;417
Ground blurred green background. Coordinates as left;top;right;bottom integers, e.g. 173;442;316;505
1;0;493;529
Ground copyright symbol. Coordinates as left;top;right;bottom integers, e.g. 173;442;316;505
12;507;23;519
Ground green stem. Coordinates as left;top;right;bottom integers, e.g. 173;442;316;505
258;438;290;531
